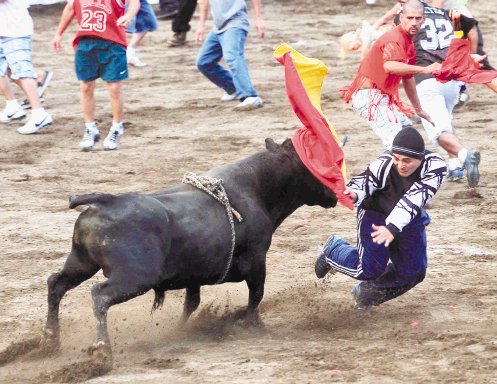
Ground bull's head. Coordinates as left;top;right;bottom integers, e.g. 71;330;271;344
265;138;338;209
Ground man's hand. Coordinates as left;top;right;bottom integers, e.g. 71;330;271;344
424;62;442;74
416;109;434;126
117;14;133;28
52;35;63;52
195;24;205;44
343;186;357;203
371;224;394;247
254;17;265;38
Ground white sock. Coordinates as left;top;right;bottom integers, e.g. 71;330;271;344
448;157;462;170
127;47;136;59
31;107;46;120
457;148;468;164
112;121;124;133
85;121;98;131
6;99;20;111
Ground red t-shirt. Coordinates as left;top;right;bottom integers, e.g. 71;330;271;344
72;0;127;49
341;25;416;118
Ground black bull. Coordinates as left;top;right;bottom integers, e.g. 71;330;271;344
44;138;338;355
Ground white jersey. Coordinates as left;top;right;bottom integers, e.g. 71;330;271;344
0;0;33;38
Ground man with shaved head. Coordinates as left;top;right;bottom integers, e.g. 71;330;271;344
341;0;441;148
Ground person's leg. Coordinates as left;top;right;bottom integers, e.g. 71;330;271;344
351;89;406;148
80;80;96;123
196;32;236;95
418;79;480;186
172;0;197;33
353;211;429;307
157;0;179;20
101;41;128;150
319;209;390;280
218;27;258;100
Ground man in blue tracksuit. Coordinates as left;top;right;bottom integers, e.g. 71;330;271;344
315;127;447;308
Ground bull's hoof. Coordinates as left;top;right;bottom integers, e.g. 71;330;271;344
85;342;113;366
38;328;60;355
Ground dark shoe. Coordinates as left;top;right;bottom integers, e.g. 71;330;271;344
315;253;332;278
464;150;480;188
156;9;178;20
166;32;187;47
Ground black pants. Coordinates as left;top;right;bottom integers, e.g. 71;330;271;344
172;0;197;33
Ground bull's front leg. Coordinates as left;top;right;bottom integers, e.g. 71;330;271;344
244;264;266;325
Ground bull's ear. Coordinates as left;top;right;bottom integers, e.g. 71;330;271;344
265;138;279;152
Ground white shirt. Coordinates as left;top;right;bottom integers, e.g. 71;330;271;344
0;0;34;38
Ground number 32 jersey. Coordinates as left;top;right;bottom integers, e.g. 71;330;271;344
72;0;127;49
413;4;477;83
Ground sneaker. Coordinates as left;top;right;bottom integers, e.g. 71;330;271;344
128;55;147;67
464;149;480;188
455;89;470;109
79;127;101;151
0;105;26;122
38;70;53;98
103;129;123;150
221;92;238;102
314;235;340;278
20;96;45;110
16;110;53;134
234;96;263;111
447;167;464;182
166;32;187;47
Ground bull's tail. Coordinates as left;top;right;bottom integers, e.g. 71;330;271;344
69;193;116;209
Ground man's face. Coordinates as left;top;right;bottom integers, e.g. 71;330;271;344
399;6;426;37
392;153;422;177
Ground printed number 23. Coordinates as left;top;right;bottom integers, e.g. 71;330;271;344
80;10;107;32
419;18;453;50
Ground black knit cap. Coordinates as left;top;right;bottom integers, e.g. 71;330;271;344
391;127;425;160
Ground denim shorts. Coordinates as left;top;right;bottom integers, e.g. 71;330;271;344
75;38;128;82
0;36;36;79
126;0;158;34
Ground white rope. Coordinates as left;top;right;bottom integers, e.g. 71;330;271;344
182;172;243;284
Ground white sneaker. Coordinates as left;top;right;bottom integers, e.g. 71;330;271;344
103;128;123;150
79;127;101;151
16;110;53;134
221;92;238;102
234;96;263;111
128;56;147;67
0;105;26;122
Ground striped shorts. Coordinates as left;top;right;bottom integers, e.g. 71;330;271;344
0;36;36;79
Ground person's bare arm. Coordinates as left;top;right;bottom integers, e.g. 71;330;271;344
384;60;441;76
251;0;265;38
117;0;140;28
195;0;210;44
403;77;434;124
52;2;75;51
373;2;401;29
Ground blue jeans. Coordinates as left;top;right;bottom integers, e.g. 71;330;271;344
196;28;257;99
324;208;430;306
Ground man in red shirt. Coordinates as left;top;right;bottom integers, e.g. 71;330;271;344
52;0;139;151
341;0;441;148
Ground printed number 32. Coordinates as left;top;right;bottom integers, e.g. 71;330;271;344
419;18;453;50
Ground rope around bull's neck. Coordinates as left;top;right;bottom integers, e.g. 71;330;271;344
182;172;243;284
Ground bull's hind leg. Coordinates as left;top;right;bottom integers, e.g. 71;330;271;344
180;285;200;323
45;248;100;351
90;276;153;356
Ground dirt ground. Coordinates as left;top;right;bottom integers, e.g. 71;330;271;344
1;0;496;383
